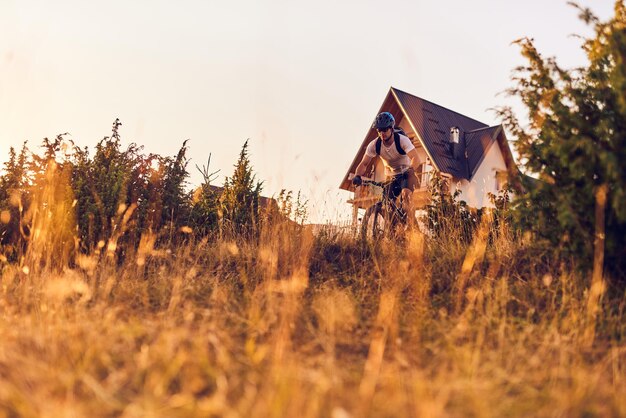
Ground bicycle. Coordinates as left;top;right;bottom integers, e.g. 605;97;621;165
357;178;408;241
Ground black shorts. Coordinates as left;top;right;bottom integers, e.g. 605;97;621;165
384;171;410;201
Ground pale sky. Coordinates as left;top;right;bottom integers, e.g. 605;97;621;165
0;0;616;223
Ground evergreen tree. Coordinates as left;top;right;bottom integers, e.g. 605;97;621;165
160;140;190;234
220;140;263;235
498;2;626;277
0;143;30;260
0;142;29;195
81;119;132;247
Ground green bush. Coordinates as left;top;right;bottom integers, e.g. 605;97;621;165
498;3;626;279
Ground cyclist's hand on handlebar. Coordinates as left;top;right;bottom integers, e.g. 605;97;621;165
352;175;362;186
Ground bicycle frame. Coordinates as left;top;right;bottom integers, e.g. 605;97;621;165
359;179;407;240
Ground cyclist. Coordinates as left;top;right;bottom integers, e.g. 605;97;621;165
352;112;422;226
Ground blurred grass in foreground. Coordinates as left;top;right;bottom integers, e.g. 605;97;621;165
1;180;624;418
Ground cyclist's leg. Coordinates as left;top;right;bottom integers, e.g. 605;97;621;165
402;171;419;228
388;176;405;221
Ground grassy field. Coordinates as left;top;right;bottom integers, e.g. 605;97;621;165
1;212;625;418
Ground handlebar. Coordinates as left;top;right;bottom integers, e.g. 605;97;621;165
360;179;386;187
348;173;388;188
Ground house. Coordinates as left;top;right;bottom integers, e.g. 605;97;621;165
339;87;520;224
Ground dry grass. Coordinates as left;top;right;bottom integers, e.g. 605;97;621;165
1;200;625;417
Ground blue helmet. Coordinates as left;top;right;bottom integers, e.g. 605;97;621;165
373;112;395;130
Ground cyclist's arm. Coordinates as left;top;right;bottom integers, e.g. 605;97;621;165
355;154;374;177
398;136;421;173
406;148;421;172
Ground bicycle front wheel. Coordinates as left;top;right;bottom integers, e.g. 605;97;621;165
361;203;385;242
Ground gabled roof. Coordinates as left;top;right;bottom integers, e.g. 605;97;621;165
465;125;501;178
392;87;488;179
340;87;518;191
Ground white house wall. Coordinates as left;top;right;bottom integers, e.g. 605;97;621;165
452;141;507;209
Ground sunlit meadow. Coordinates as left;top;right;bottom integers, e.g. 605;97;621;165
0;158;624;418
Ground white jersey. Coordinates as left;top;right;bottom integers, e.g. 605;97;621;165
365;134;415;177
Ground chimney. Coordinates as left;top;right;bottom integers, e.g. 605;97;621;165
449;127;464;160
450;127;460;144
